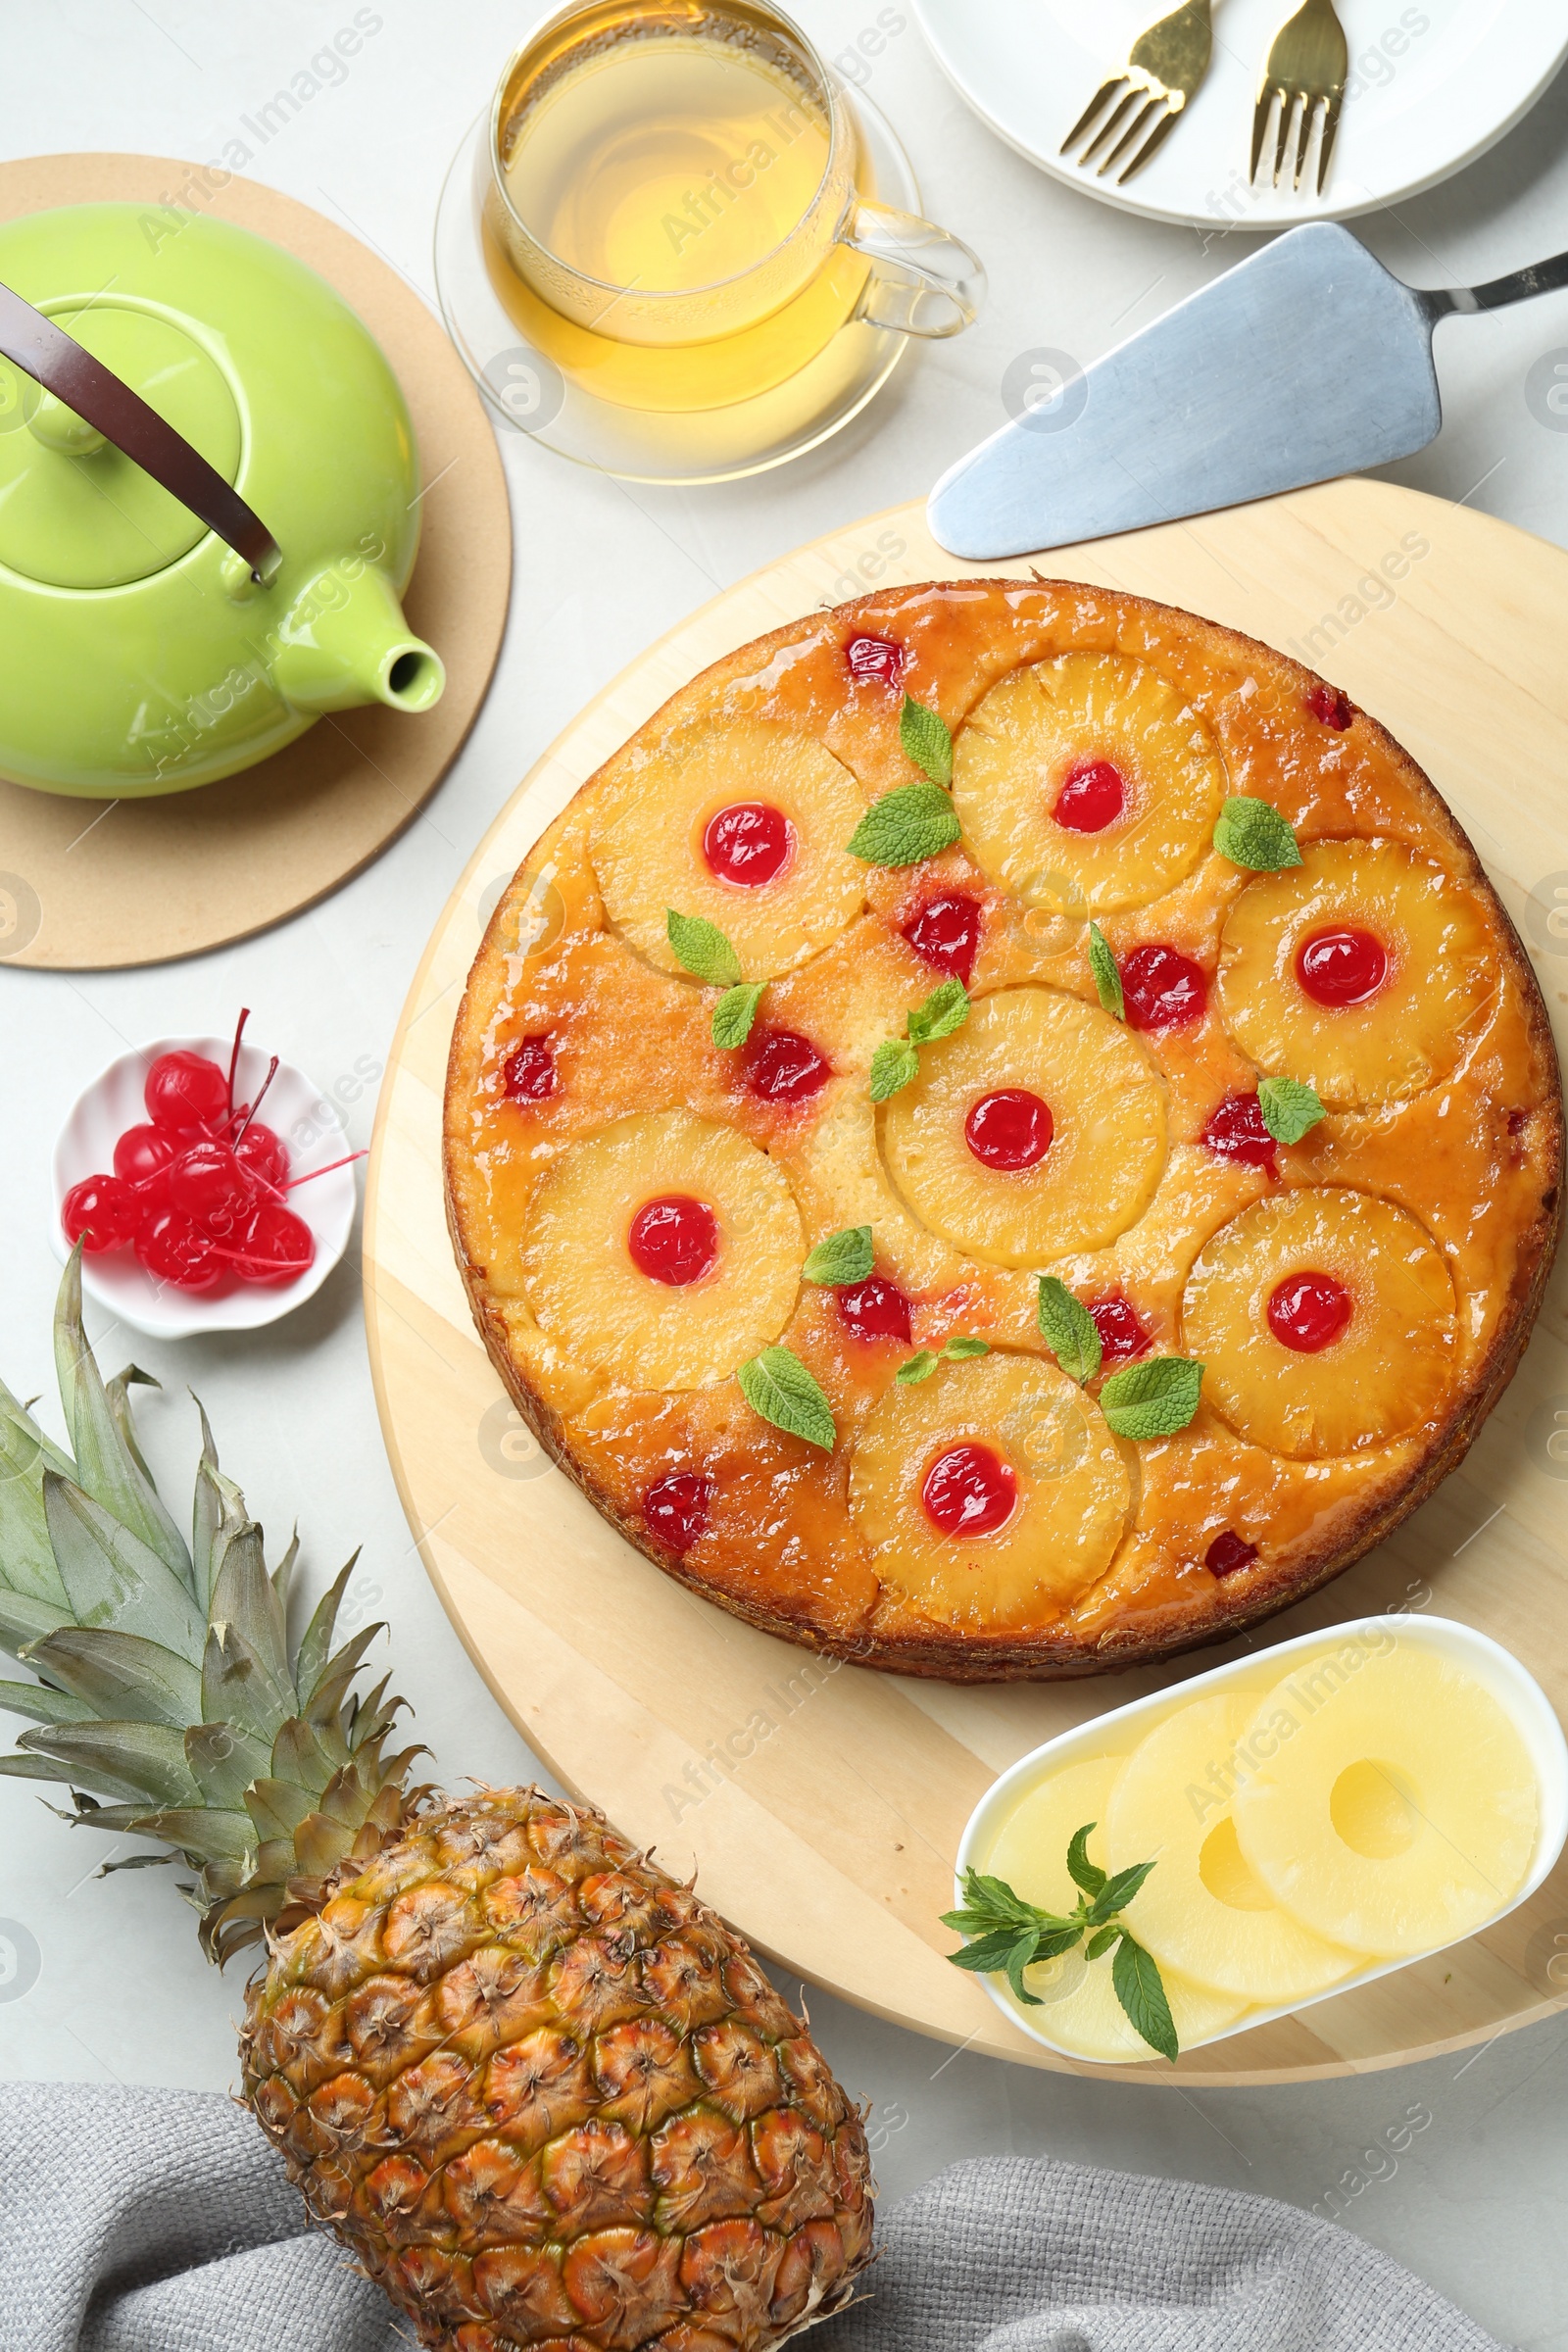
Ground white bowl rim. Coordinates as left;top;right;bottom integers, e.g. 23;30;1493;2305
954;1612;1568;2067
49;1032;357;1341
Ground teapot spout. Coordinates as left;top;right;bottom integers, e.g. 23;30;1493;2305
271;560;445;715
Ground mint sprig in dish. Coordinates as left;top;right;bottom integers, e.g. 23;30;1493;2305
943;1831;1178;2061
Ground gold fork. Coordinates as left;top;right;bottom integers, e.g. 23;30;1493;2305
1060;0;1214;188
1251;0;1349;194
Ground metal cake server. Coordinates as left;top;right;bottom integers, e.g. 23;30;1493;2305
928;224;1568;562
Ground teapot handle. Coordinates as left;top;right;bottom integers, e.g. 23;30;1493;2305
0;279;282;586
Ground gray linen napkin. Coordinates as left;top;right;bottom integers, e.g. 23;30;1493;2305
0;2082;1499;2352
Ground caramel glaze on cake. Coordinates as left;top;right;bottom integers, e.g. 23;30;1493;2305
444;582;1563;1680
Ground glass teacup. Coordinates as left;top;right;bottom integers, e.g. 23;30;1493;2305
480;0;984;416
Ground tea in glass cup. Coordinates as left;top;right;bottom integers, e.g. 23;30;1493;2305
481;0;983;415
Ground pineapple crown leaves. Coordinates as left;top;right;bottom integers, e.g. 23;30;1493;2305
664;908;764;1051
0;1251;421;1963
942;1838;1178;2061
870;977;970;1102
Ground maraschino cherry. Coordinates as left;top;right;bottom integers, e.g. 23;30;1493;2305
114;1124;176;1189
845;633;904;686
62;1177;141;1255
644;1471;711;1554
703;804;793;888
1087;1294;1152;1365
744;1028;831;1105
1205;1531;1258;1577
921;1444;1017;1539
1122;945;1207;1032
504;1037;557;1102
62;1010;354;1297
144;1049;230;1133
1297;927;1388;1007
836;1275;912;1346
965;1090;1054;1171
1268;1271;1352;1353
627;1196;718;1287
1201;1093;1277;1173
1053;759;1125;833
902;893;982;986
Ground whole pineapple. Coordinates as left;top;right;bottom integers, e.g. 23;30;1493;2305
0;1256;873;2349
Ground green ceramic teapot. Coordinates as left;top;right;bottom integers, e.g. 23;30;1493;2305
0;203;445;799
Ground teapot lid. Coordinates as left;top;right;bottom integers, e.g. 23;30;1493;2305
0;302;240;589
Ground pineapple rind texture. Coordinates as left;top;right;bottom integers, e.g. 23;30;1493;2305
1232;1646;1538;1956
519;1112;806;1392
881;988;1167;1268
591;721;867;982
952;654;1228;914
1218;839;1496;1109
983;1755;1249;2060
0;1256;423;1963
850;1353;1131;1628
241;1786;874;2352
0;1265;875;2350
1181;1187;1456;1459
1104;1695;1359;2001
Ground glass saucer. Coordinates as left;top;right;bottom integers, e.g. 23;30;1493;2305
431;96;922;486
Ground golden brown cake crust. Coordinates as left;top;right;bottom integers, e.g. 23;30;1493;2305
444;580;1563;1681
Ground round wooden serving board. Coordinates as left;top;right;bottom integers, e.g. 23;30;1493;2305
365;479;1568;2085
0;154;511;971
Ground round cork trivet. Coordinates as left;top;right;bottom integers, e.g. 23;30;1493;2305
0;153;511;971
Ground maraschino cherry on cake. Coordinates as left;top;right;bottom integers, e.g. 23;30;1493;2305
444;582;1563;1679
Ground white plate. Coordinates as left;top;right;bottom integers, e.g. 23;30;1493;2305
51;1035;358;1341
912;0;1568;231
956;1615;1568;2065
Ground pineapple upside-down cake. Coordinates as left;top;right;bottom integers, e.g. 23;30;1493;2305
445;582;1563;1679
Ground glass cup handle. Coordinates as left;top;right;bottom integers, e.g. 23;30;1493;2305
841;200;986;339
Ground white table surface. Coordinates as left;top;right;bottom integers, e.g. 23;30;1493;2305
3;6;1567;2343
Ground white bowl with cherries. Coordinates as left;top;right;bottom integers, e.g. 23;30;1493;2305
51;1015;361;1340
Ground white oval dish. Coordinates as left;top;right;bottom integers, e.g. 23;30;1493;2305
51;1035;358;1341
956;1614;1568;2065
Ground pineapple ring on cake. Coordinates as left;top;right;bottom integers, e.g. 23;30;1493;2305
1217;839;1495;1109
982;1755;1250;2060
1181;1187;1456;1460
519;1111;805;1391
848;1353;1131;1628
446;576;1564;1681
1104;1696;1358;2002
880;987;1166;1267
1232;1646;1538;1955
952;653;1228;914
591;719;867;981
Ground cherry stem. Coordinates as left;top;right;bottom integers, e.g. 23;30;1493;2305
232;1055;278;1146
285;1150;367;1191
225;1007;251;1121
210;1246;313;1275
